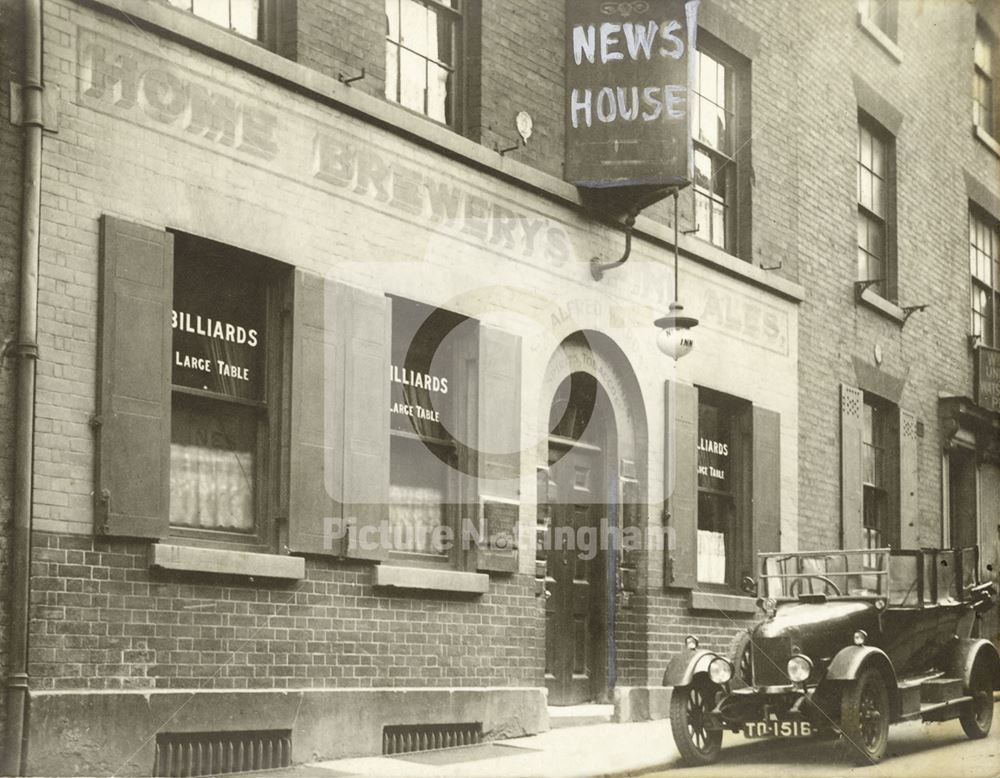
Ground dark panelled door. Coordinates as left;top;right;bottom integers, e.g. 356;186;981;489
545;438;604;705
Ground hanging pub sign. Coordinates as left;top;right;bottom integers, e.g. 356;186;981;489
565;0;699;188
975;345;1000;414
171;252;265;402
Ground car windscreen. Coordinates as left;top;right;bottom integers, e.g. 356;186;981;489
759;549;890;599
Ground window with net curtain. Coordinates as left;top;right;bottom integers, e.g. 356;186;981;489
388;297;477;560
385;0;461;126
696;392;740;585
169;239;270;538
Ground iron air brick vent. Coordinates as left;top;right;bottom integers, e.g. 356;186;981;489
382;723;483;755
153;730;291;777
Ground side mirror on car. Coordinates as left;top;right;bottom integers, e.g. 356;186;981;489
741;576;757;595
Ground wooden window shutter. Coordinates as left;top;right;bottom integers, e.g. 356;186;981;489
95;216;173;539
288;272;390;559
473;324;522;572
898;409;919;549
841;383;865;550
752;406;781;559
664;381;697;588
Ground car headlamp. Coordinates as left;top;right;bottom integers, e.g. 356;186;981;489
853;630;867;646
762;597;777;617
684;635;699;651
708;657;734;684
786;655;813;683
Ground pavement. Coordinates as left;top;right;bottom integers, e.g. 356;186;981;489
246;697;1000;778
263;718;677;778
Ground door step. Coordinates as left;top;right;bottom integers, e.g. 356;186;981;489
548;703;614;729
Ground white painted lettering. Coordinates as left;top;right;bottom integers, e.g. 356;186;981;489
599;23;624;62
572;25;596;65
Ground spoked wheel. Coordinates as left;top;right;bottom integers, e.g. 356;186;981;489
959;664;994;739
670;679;723;766
839;668;890;765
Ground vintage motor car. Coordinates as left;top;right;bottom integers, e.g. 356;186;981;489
663;546;999;767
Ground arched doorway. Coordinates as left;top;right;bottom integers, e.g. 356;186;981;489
543;371;617;705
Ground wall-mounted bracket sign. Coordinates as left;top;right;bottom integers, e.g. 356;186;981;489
975;345;1000;414
565;0;699;188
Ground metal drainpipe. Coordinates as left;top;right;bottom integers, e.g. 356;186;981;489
4;0;43;773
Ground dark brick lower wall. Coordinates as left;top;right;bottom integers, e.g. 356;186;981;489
644;592;756;688
28;533;543;691
613;592;758;688
28;533;759;698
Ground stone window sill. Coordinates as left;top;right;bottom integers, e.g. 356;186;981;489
149;543;305;579
690;590;759;614
373;564;489;594
974;125;1000;159
858;17;903;63
856;285;905;324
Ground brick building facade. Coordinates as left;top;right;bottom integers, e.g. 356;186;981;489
0;0;996;776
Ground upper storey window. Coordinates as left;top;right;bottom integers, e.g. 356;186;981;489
385;0;461;127
974;19;997;139
691;48;735;253
857;114;897;300
167;0;263;40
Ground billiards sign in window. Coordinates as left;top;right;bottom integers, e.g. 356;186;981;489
388;296;478;565
169;238;273;542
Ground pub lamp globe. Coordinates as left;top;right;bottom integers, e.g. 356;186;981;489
655;302;699;360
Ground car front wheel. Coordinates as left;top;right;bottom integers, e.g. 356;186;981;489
670;679;723;766
959;663;994;739
839;668;890;765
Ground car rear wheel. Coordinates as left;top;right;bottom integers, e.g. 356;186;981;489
959;664;994;739
670;678;723;766
839;669;889;765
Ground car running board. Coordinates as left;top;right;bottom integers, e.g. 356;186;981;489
898;695;974;723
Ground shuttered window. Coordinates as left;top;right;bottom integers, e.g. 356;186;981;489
286;280;521;572
96;218;289;546
95;217;174;539
665;382;780;591
841;383;917;550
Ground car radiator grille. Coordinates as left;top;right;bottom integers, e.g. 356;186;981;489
750;637;792;686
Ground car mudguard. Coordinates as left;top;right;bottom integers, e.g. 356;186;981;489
825;645;896;683
946;639;1000;690
663;648;718;688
